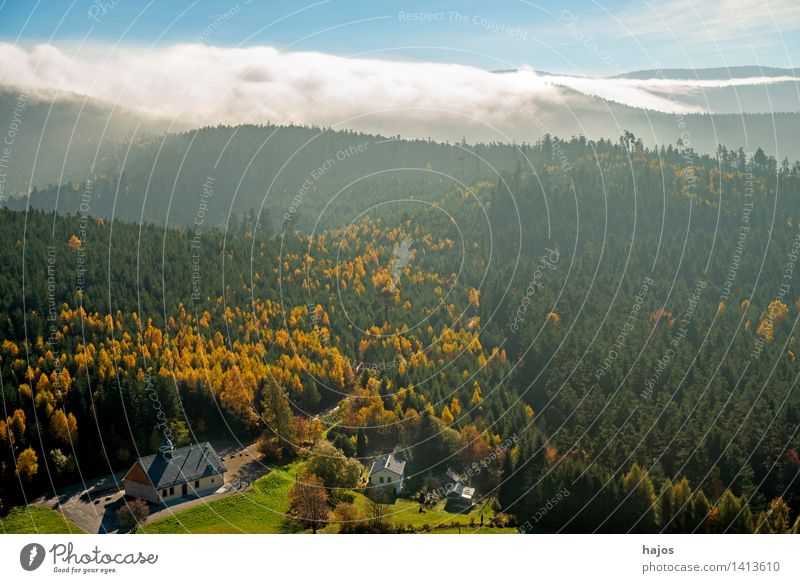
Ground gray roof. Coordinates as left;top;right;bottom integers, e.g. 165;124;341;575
369;453;406;477
448;482;475;500
137;442;226;489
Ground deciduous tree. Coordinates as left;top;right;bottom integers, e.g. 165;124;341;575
288;472;329;534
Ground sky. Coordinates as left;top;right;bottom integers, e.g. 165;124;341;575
0;0;797;143
0;0;798;76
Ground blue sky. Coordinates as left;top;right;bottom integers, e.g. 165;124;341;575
0;0;798;75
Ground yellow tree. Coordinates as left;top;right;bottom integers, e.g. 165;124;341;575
220;366;260;429
441;405;454;426
9;409;25;442
470;382;483;406
50;409;78;444
16;447;38;482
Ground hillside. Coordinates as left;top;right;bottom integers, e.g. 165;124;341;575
0;89;164;199
5;113;800;230
1;131;799;532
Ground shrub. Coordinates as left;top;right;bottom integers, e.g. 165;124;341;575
256;434;286;462
329;490;356;508
332;502;364;533
116;498;149;530
305;441;362;489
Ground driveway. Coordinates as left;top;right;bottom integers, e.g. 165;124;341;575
145;442;265;524
35;441;265;533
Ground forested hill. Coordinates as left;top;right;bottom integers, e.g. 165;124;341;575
0;89;163;199
1;133;800;533
5;121;530;228
4;102;800;230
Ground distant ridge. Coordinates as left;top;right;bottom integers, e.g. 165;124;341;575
490;66;799;80
616;66;800;80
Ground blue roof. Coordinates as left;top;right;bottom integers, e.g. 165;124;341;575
137;442;226;488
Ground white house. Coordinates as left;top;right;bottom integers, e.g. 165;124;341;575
368;453;406;494
122;438;227;504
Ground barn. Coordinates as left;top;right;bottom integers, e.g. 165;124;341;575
122;438;227;504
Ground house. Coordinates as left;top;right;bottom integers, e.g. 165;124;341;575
442;468;475;510
122;438;227;504
368;453;406;494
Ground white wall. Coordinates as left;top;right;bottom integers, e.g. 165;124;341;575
154;472;224;502
125;472;224;504
368;468;403;494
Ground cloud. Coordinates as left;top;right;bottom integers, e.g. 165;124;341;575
610;0;800;43
0;42;797;141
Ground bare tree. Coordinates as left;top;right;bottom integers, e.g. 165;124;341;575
116;498;150;531
367;489;392;533
288;472;329;533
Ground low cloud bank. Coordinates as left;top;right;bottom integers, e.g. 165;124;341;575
1;42;797;142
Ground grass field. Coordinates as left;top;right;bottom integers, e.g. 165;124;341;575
140;459;516;534
139;461;302;534
427;526;516;534
318;492;507;533
0;505;85;534
360;494;492;528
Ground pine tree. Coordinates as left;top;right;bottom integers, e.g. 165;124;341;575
658;478;675;531
690;490;712;533
356;428;368;458
621;463;659;533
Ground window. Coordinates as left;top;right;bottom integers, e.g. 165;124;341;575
386;477;392;483
195;480;199;488
162;489;167;497
379;476;384;483
169;487;174;495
